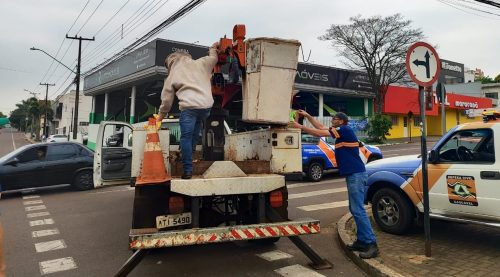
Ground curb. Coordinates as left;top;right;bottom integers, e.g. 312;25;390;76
337;213;404;277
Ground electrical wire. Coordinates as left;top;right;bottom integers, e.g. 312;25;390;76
83;0;207;77
449;0;500;16
437;0;500;19
83;0;172;67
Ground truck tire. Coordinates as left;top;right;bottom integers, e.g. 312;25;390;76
307;162;323;182
73;170;94;191
371;188;415;235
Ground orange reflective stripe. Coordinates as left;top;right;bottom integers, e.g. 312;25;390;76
334;142;359;148
330;127;340;138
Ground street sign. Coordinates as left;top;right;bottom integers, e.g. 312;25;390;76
405;42;441;87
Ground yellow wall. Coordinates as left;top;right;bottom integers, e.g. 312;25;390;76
385;109;482;139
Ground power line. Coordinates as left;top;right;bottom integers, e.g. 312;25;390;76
437;0;500;18
83;0;207;77
474;0;500;8
449;0;500;16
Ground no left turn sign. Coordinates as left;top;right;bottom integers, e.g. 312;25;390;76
405;42;441;87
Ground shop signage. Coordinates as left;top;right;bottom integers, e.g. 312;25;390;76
295;63;372;92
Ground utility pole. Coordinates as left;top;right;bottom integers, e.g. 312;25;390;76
66;34;94;140
39;83;55;139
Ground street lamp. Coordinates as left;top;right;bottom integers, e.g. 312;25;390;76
30;47;76;74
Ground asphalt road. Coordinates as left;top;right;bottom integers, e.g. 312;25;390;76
0;128;435;277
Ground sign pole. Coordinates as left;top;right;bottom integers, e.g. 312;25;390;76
419;86;432;257
406;41;440;258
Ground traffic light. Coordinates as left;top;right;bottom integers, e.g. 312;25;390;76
436;82;446;103
425;87;433;111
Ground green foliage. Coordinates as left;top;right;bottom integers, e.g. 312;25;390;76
494;74;500;83
476;76;496;84
366;114;392;143
0;111;5;117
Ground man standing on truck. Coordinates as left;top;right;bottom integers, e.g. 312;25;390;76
293;110;379;259
157;42;220;179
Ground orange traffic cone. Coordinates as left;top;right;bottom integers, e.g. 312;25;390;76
136;117;171;185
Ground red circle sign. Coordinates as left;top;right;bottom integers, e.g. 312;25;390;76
405;42;441;87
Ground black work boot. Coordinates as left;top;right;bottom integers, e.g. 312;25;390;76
181;171;192;179
359;243;379;259
346;240;369;252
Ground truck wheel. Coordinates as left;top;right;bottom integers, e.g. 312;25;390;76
73;170;94;190
372;188;415;235
307;162;323;182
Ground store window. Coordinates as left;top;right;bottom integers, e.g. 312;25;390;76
391;116;399;126
413;116;422;127
485;92;498;99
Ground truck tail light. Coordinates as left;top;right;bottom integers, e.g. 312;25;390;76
270;191;283;208
169;196;184;214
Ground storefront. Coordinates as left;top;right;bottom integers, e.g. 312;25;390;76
384;85;493;139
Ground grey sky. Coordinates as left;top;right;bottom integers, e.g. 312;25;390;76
1;0;499;115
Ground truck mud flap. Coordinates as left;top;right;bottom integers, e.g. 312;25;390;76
129;218;320;249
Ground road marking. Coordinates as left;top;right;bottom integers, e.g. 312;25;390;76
289;187;347;200
23;195;40;200
32;229;60;238
256;250;293;261
275;264;325;277
34;240;66;253
89;187;135;194
27;212;50;218
287;178;345;189
39;257;77;275
297;200;349;211
24;200;43;205
25;205;46;212
30;218;55;227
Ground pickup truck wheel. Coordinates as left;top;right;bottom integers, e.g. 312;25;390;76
73;170;94;191
307;162;323;182
372;188;414;235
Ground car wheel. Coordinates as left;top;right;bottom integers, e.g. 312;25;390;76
371;188;414;235
307;162;323;182
73;170;94;191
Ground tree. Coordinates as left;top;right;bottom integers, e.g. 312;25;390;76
0;112;5;118
477;76;494;84
493;74;500;83
319;14;424;114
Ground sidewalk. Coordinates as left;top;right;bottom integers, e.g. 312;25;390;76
338;211;500;277
373;136;442;147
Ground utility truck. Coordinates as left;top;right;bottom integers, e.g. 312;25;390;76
93;25;330;276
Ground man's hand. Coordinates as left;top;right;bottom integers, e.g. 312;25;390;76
211;41;220;52
296;109;310;118
292;122;302;129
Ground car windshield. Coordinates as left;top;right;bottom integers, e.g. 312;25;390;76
0;144;31;164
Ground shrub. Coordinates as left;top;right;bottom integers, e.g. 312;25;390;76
366;114;392;143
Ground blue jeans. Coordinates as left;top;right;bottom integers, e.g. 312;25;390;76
179;108;211;173
346;171;377;245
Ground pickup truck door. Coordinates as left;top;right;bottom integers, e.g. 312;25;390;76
93;121;133;187
428;127;500;220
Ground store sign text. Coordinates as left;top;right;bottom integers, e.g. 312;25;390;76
296;69;329;82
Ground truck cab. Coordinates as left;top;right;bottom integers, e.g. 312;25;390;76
365;119;500;234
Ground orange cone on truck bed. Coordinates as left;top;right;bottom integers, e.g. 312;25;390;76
136;117;171;185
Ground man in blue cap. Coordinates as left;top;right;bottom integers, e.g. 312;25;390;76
293;110;379;259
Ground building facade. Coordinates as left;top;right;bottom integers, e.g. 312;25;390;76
52;90;92;139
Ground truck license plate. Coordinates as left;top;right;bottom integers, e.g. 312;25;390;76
156;213;192;229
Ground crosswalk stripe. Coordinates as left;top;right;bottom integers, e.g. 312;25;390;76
297;200;349;211
35;240;66;253
39;257;77;275
32;229;60;238
25;205;46;212
29;218;55;227
23;195;40;200
24;200;43;205
256;250;293;261
289;188;347;199
27;212;50;218
275;264;325;277
287;178;344;189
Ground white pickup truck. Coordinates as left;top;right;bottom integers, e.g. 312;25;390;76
364;117;499;234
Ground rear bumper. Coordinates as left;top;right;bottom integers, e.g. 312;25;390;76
130;218;320;249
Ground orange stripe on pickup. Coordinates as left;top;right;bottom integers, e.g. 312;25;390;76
318;139;337;167
404;164;452;205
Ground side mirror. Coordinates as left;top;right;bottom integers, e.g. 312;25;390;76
428;150;438;163
5;158;19;166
